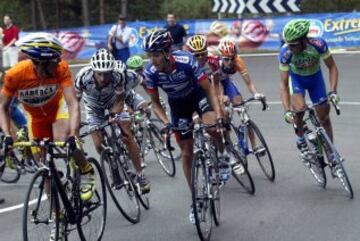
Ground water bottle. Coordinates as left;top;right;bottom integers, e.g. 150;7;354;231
237;125;249;155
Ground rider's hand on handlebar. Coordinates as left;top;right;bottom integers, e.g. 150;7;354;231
3;135;13;153
254;92;265;100
161;123;173;135
328;91;340;105
284;111;294;124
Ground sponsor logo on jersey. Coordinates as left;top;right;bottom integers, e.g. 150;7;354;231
174;55;190;64
18;84;58;107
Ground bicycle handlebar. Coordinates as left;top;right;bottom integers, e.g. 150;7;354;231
233;97;268;111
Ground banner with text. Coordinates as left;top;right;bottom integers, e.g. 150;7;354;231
23;12;360;60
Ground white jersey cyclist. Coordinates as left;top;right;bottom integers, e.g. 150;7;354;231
75;58;140;129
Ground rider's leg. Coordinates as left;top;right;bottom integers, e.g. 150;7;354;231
315;103;333;141
118;120;142;173
291;94;306;136
177;137;194;189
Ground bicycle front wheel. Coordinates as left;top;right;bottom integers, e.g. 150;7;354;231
192;151;213;241
23;168;59;241
100;150;140;223
333;162;354;199
247;120;275;182
78;157;107;241
149;122;176;177
228;145;255;195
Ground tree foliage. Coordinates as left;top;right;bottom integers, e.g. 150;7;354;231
0;0;359;31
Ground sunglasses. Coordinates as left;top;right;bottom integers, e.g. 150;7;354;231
194;52;208;58
288;42;301;47
222;57;234;61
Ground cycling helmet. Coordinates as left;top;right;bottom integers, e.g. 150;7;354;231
16;32;63;61
126;55;144;70
218;39;237;57
90;48;115;72
209;21;228;38
283;19;310;43
186;35;207;54
114;60;127;73
142;29;173;52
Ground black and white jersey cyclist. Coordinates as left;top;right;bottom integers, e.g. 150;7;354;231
75;48;150;193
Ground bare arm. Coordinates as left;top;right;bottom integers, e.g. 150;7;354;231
4;38;17;49
323;56;338;92
200;78;222;119
110;95;125;113
241;73;258;95
0;92;12;136
63;86;81;137
280;70;291;111
148;91;170;124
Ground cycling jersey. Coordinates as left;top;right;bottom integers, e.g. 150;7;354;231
202;55;220;77
144;50;208;100
75;65;140;129
125;90;146;111
219;55;248;80
279;37;331;104
2;59;72;121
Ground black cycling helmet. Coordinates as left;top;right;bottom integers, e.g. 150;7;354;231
142;29;173;52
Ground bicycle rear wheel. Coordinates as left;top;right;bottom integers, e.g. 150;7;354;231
149;122;176;177
77;157;107;241
228;145;255;195
247;120;275;181
100;149;140;223
23;168;59;241
192;151;213;241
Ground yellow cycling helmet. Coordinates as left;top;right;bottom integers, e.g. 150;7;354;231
186;35;207;54
209;21;228;38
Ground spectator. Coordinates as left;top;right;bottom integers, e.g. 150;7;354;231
107;14;131;62
164;13;187;51
2;15;19;68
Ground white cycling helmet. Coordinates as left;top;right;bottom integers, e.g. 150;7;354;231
90;48;115;72
114;60;126;73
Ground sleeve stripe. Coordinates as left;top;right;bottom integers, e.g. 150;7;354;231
279;64;289;71
198;73;208;83
146;87;158;94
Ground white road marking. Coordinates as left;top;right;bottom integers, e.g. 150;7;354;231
0;195;47;214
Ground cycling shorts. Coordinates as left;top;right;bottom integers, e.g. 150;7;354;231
27;97;69;153
169;89;213;141
221;78;241;101
289;70;327;105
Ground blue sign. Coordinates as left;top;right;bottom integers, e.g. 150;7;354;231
21;12;360;60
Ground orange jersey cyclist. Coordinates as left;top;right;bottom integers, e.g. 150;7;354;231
0;33;96;205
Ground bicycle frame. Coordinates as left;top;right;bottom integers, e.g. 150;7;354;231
15;140;82;224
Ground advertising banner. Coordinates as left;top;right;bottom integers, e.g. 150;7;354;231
23;12;360;60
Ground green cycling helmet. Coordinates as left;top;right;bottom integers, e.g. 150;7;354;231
283;19;310;43
126;55;144;70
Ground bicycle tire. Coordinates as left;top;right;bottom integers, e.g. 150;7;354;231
78;157;107;241
191;151;213;241
100;149;140;224
150;118;181;161
1;156;21;183
149;122;176;177
228;145;255;195
23;168;59;241
247;120;276;182
333;162;354;199
210;160;221;227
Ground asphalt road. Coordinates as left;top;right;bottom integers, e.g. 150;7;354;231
0;54;359;241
